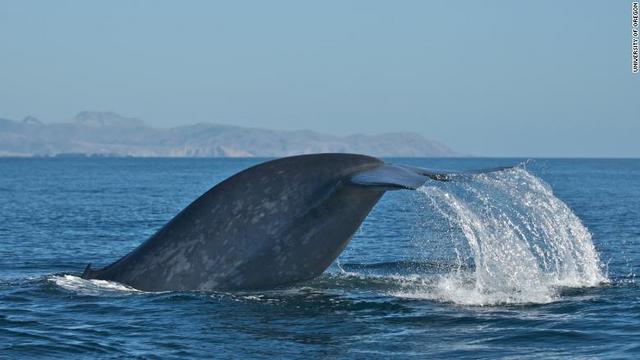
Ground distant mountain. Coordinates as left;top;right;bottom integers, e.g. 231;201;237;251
0;112;457;157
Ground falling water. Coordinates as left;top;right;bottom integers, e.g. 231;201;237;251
396;167;607;305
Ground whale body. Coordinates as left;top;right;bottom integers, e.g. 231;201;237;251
82;153;507;291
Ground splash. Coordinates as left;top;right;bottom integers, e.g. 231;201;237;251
49;274;142;295
395;167;607;305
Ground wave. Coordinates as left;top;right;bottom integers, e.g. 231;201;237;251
47;274;143;295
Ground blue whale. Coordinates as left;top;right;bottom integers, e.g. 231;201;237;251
82;153;507;291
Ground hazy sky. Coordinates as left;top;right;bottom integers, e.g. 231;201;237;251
0;1;637;157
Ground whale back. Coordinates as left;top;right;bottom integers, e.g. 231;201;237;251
85;153;384;291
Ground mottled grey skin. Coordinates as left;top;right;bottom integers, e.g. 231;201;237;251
83;154;387;291
82;153;511;291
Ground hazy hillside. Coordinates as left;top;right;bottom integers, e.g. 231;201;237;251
0;112;456;157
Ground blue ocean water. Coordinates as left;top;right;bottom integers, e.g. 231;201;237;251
0;157;638;359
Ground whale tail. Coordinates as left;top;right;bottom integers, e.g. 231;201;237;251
350;163;515;190
79;153;515;291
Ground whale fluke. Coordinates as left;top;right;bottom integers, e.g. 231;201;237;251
82;153;511;291
351;163;515;189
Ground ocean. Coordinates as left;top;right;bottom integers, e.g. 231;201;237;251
1;157;638;358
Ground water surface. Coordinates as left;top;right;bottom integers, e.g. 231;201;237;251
1;158;638;358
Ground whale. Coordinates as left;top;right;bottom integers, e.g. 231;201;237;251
81;153;509;291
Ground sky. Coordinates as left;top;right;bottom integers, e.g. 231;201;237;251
0;0;637;157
